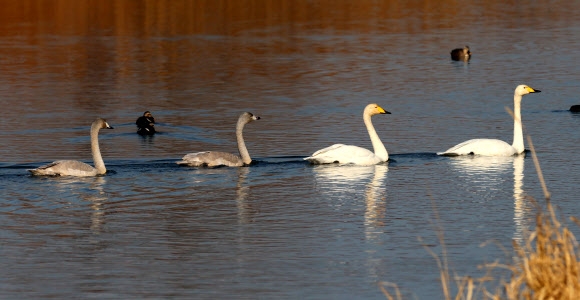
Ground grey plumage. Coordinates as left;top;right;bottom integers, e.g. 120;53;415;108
29;160;98;176
28;118;114;176
177;112;260;167
179;151;246;167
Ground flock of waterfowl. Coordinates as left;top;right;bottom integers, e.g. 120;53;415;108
25;46;577;177
25;84;538;177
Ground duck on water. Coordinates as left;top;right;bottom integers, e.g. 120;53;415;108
451;46;471;61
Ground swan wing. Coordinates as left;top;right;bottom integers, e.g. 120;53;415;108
438;139;516;156
177;151;244;167
305;144;380;165
309;144;346;157
28;160;97;176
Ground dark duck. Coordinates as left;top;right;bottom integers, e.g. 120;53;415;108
136;111;156;135
450;46;471;61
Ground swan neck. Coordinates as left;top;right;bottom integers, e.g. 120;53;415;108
90;124;106;174
236;119;251;164
363;113;388;161
512;94;524;154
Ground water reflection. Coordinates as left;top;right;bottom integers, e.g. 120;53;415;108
448;155;530;243
448;156;514;195
312;164;388;281
448;155;514;174
312;164;388;239
511;155;532;245
236;167;251;225
54;176;109;235
87;177;108;235
362;165;389;241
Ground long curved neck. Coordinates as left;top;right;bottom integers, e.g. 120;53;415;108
511;93;524;154
90;125;106;174
363;113;388;161
236;119;252;164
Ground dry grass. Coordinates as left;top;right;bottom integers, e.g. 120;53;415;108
501;200;580;299
380;133;580;299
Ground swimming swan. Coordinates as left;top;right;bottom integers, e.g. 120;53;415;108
28;118;114;176
177;112;260;167
437;85;541;156
304;103;390;165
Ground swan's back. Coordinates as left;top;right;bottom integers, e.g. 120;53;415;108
177;151;244;167
437;138;516;156
304;144;382;165
28;160;98;176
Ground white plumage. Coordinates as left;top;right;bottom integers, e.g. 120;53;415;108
438;84;541;156
304;103;390;166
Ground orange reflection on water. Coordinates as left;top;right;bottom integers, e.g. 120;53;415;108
2;0;568;38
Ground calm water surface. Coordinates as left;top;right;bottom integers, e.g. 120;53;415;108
2;1;580;299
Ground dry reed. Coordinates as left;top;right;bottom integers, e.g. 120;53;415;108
494;135;580;299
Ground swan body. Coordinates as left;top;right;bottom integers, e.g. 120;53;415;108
28;118;114;176
451;45;471;61
438;85;541;156
438;138;518;156
177;112;260;167
304;104;390;165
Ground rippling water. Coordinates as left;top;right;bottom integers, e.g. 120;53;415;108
2;1;580;299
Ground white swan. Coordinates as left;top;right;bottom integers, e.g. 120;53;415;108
437;84;541;156
177;112;260;167
28;118;114;176
304;103;390;165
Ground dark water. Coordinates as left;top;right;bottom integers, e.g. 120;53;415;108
2;1;580;299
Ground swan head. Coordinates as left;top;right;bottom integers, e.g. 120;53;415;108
94;118;114;129
515;84;541;96
239;112;261;124
364;103;391;116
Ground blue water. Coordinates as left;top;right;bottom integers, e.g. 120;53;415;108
2;1;580;299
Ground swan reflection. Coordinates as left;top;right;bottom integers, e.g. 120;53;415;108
54;176;108;234
448;155;530;245
313;164;388;240
512;155;532;244
448;156;514;195
448;155;514;173
87;177;108;234
313;164;388;280
236;167;251;225
363;165;388;241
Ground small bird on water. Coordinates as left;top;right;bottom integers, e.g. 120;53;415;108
450;45;471;61
136;111;156;135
